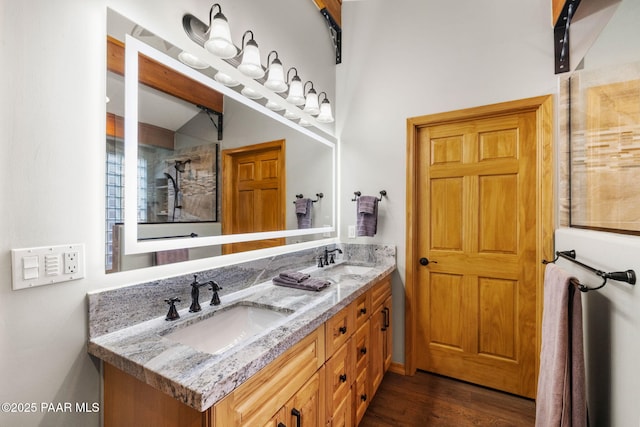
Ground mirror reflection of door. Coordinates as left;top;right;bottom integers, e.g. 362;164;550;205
222;140;286;254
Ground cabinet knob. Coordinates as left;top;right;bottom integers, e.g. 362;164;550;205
361;394;368;402
360;307;367;315
339;326;347;335
339;373;347;383
360;347;367;355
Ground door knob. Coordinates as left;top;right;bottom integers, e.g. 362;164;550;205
419;257;437;266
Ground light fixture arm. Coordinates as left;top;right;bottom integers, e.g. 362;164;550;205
240;30;255;53
304;81;315;94
286;67;299;84
318;91;328;103
208;3;224;30
267;50;279;68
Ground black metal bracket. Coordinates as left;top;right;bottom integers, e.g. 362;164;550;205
198;105;223;141
554;0;581;74
320;8;342;64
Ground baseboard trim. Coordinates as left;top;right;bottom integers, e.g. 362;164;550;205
388;362;406;375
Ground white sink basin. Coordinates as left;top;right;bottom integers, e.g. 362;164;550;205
165;304;291;355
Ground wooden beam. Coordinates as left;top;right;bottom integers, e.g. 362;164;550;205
312;0;342;27
107;36;223;113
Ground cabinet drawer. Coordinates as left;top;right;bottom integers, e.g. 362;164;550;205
214;327;325;426
353;291;371;330
371;276;391;310
354;368;369;425
325;338;353;414
354;321;369;376
325;304;354;357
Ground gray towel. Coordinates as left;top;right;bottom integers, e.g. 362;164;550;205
273;276;330;291
356;196;378;237
279;270;311;283
154;249;189;265
535;263;587;427
296;198;313;229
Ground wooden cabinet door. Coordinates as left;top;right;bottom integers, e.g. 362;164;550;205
382;295;392;372
325;338;353;420
369;305;384;397
329;392;352;427
284;368;325;427
214;328;324;426
354;321;370;425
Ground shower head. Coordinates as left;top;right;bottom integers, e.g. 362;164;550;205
175;159;191;173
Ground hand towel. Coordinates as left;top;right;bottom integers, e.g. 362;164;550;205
356;196;378;237
279;270;311;283
535;263;588;427
273;276;330;291
296;198;313;229
154;249;189;265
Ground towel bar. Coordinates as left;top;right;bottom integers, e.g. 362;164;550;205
542;250;636;292
351;190;387;202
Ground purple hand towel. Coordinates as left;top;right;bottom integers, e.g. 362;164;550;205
296;198;313;229
154;249;189;265
356;196;378;237
279;270;311;283
535;263;587;427
273;276;330;291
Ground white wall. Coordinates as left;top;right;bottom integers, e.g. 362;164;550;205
338;0;558;363
0;1;333;426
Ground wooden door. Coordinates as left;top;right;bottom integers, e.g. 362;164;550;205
406;96;554;399
222;140;286;254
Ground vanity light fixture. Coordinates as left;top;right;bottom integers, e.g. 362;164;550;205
316;92;334;123
284;109;301;120
302;81;320;116
178;51;209;69
264;51;288;93
265;100;285;111
285;67;305;106
240;86;264;99
214;71;240;87
237;30;265;79
204;3;237;59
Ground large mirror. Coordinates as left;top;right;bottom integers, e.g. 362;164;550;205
106;10;336;273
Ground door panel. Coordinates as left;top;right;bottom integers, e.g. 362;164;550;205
222;140;286;254
416;112;538;398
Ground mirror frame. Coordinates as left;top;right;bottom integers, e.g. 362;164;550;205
123;35;336;255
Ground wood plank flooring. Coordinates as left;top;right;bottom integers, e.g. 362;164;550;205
360;370;536;426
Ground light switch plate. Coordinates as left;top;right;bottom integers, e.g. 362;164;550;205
11;244;85;290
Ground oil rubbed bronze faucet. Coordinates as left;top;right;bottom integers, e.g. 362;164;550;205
189;275;222;312
324;247;343;265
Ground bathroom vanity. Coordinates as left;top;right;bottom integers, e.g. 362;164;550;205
87;244;395;426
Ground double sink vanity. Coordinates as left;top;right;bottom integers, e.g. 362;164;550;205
88;244;395;426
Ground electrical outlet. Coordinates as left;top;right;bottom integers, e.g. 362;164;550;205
348;225;356;238
64;251;79;274
11;243;85;290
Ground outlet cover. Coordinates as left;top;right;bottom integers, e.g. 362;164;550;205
11;244;85;290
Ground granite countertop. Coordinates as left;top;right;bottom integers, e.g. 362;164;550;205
87;260;395;412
